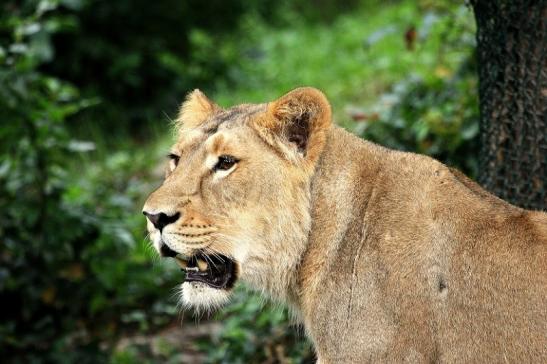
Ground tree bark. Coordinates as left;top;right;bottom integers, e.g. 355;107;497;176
470;0;546;210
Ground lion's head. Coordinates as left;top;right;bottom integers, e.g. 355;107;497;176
143;87;332;311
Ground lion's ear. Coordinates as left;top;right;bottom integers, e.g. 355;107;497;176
257;87;332;165
176;89;221;129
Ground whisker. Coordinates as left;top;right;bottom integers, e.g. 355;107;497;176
204;247;226;264
141;234;163;267
211;252;226;265
202;248;221;269
170;285;182;302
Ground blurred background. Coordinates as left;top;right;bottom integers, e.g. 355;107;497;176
2;0;533;362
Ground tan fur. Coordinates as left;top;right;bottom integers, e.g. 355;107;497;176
143;87;547;363
176;89;221;130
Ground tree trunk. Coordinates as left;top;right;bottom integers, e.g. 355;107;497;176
470;0;546;210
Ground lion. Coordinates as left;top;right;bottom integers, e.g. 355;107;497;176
143;87;547;363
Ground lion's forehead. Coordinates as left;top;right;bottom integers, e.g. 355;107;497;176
174;104;266;154
204;103;265;133
174;127;244;156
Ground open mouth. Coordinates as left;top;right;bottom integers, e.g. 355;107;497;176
173;252;237;290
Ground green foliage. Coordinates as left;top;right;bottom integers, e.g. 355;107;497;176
355;5;480;176
0;1;91;359
199;290;313;364
0;2;178;362
358;62;480;176
39;0;365;136
42;0;252;132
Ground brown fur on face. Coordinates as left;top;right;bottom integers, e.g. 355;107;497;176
143;87;329;309
143;87;547;362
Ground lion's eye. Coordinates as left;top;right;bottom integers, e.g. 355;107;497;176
214;155;238;171
167;153;180;172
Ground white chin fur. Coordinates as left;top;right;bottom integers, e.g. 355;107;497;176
181;281;231;312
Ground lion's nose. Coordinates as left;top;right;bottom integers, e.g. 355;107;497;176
143;211;180;231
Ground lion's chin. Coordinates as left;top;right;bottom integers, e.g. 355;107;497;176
181;281;232;312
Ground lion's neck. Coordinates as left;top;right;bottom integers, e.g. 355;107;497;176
293;126;382;317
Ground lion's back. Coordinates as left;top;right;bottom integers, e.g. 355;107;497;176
355;146;547;362
382;150;547;362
